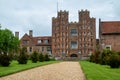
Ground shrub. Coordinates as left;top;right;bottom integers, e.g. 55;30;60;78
90;51;100;63
109;54;120;68
100;49;112;65
39;53;44;62
44;54;50;61
17;47;28;64
50;57;56;61
31;51;38;63
0;54;11;66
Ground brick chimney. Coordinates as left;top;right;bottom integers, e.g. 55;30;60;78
29;30;33;37
15;32;19;39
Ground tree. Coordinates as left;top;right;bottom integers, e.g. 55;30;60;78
17;47;28;64
31;51;38;63
39;53;44;62
0;28;20;54
44;54;50;61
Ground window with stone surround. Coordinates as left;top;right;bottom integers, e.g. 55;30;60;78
71;41;78;49
70;29;77;36
105;45;111;50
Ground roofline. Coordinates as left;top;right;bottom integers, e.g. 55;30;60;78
33;36;52;38
101;21;120;23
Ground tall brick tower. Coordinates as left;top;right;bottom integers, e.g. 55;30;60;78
52;10;96;59
78;10;96;56
52;10;69;57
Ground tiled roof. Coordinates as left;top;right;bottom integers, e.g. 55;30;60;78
101;21;120;34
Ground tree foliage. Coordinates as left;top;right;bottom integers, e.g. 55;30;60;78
0;54;11;66
39;53;44;62
44;54;50;61
0;28;20;54
31;51;38;63
17;47;28;64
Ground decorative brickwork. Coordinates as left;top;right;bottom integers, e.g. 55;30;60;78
52;10;96;58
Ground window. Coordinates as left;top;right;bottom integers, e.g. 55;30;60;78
47;47;51;52
23;40;29;45
44;40;49;44
42;47;44;52
105;45;111;50
71;41;78;49
29;47;32;52
38;40;42;44
71;29;77;36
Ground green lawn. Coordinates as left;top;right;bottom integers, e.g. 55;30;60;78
80;61;120;80
0;60;60;77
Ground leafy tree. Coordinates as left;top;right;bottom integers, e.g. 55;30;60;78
0;28;20;54
39;53;44;62
31;51;38;63
17;47;28;64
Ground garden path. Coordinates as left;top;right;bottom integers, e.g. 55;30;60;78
0;62;85;80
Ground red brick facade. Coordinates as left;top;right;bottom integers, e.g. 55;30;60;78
99;19;120;52
52;10;96;58
20;30;52;55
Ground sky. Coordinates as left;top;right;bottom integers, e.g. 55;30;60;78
0;0;120;39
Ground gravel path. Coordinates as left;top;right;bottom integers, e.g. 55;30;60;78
0;62;86;80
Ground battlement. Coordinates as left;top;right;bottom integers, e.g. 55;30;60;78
52;17;57;20
58;10;69;16
69;21;78;24
59;10;69;13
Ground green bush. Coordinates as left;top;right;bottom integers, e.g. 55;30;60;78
17;47;28;64
50;57;56;61
109;54;120;68
90;51;100;63
44;54;50;61
100;49;112;65
39;53;44;62
0;54;11;66
31;51;38;63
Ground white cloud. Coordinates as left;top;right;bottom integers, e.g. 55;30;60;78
0;0;120;39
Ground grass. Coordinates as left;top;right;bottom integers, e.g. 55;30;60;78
80;61;120;80
0;60;60;77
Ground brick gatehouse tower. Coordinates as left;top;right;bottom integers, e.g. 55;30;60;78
52;10;96;59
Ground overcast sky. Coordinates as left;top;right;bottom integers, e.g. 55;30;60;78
0;0;120;39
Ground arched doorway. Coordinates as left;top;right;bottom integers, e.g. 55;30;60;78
70;54;78;57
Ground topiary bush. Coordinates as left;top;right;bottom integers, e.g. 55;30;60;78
109;54;120;68
44;54;50;61
17;47;28;64
0;54;11;66
39;53;44;62
31;51;38;63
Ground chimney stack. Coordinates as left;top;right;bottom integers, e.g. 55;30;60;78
15;32;19;39
29;30;33;37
